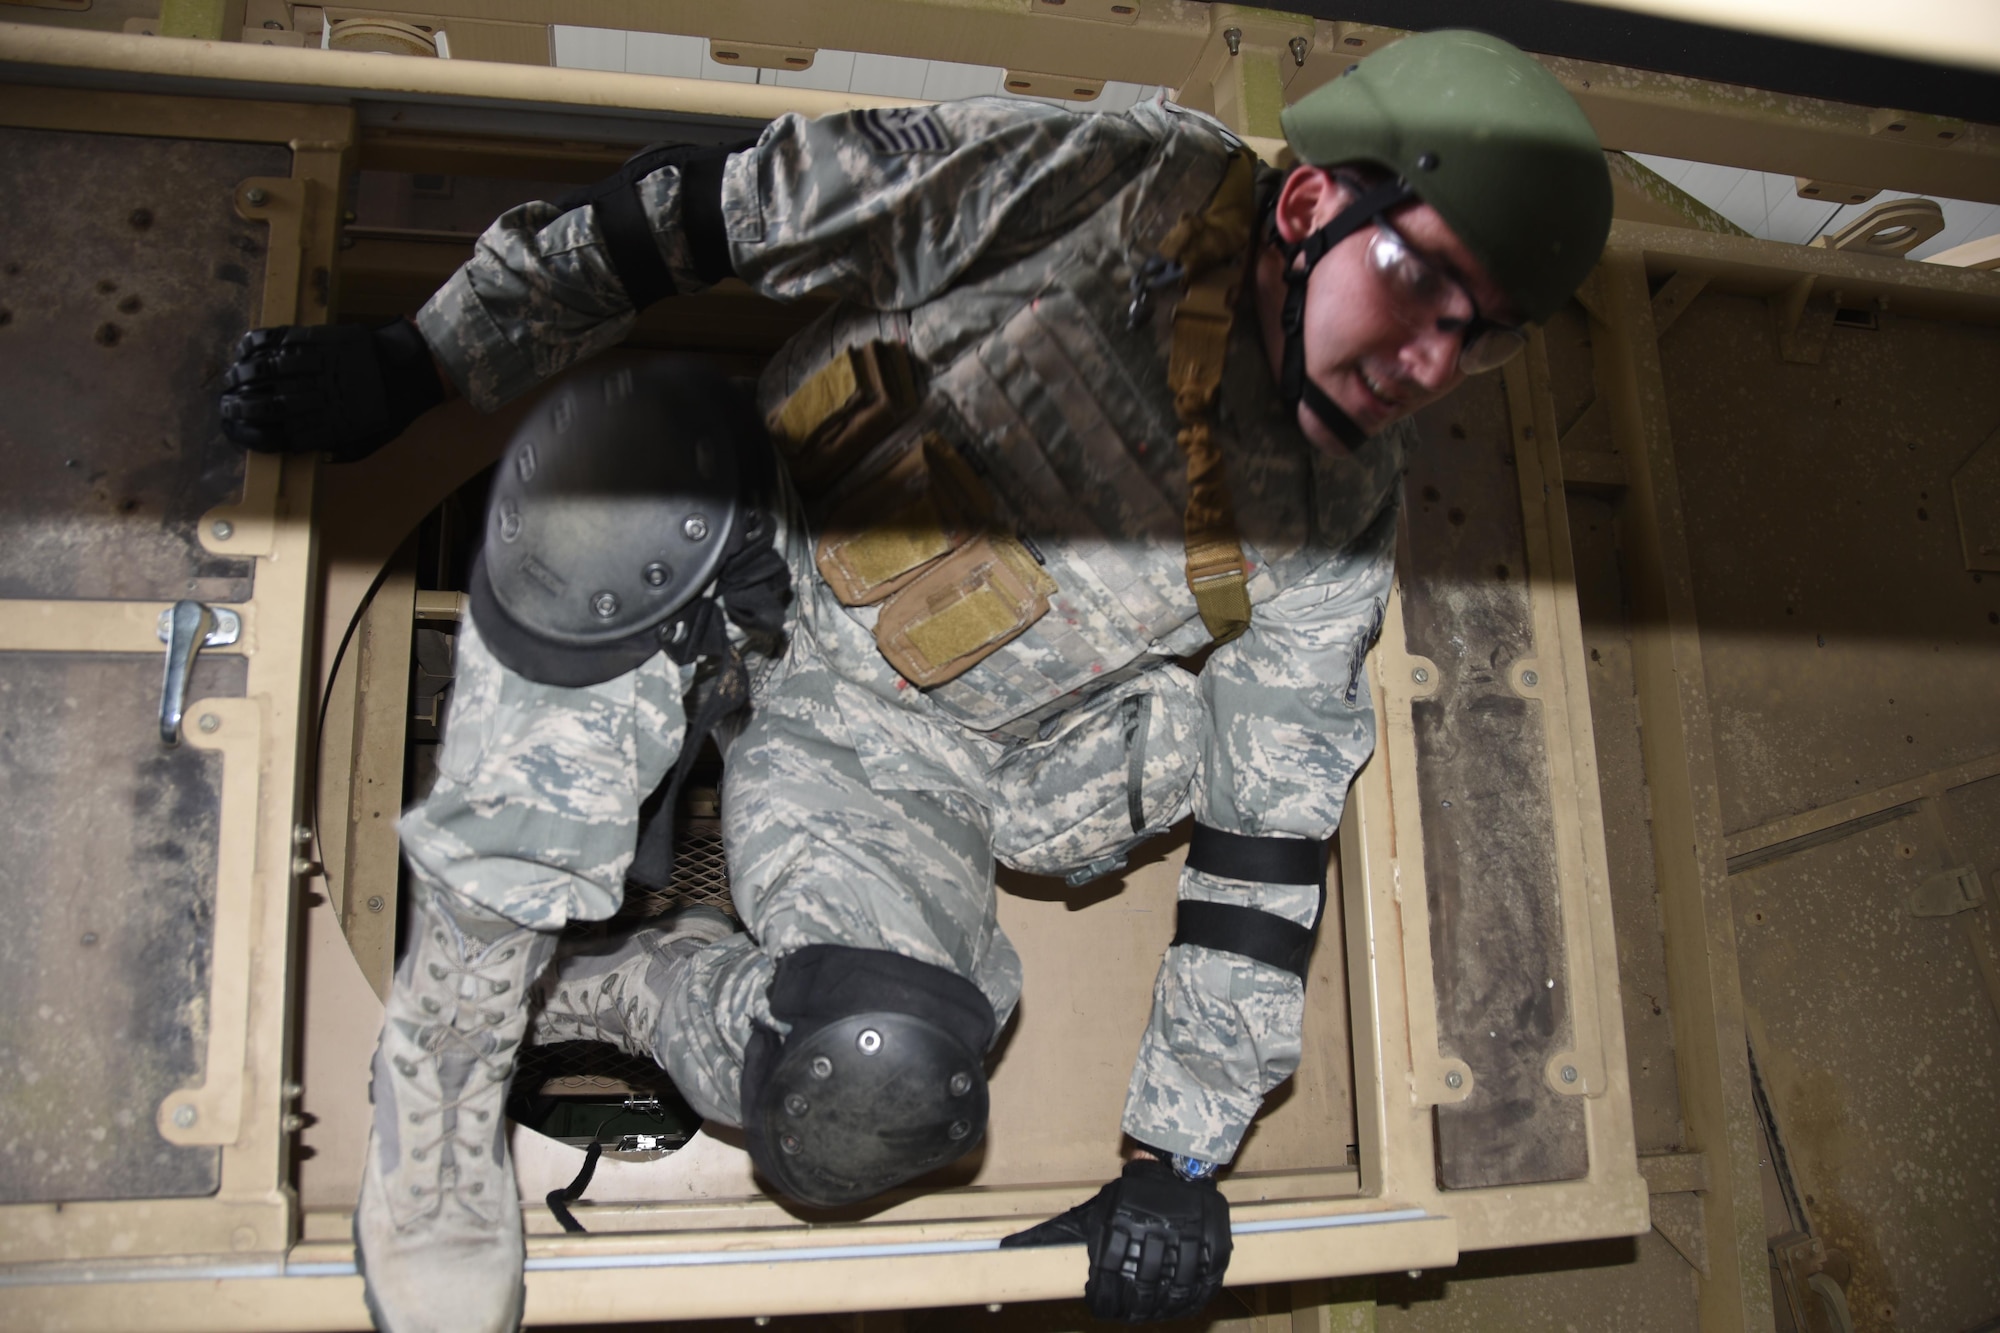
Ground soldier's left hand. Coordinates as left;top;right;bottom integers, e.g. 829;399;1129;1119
999;1156;1232;1322
219;319;445;463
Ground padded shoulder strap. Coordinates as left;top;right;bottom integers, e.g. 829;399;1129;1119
1160;147;1260;647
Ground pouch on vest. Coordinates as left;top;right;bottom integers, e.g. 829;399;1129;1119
815;434;996;605
766;340;919;493
874;534;1059;688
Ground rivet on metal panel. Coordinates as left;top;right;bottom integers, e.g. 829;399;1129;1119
1444;1069;1463;1089
281;1113;305;1132
1521;669;1539;687
212;519;234;540
197;713;221;733
172;1104;198;1128
1407;1270;1422;1279
1561;1064;1579;1083
244;187;268;207
367;895;386;913
987;1305;1004;1314
294;824;313;845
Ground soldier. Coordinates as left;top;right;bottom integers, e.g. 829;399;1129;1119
221;29;1610;1332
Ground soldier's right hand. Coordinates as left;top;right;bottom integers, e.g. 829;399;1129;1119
219;319;446;463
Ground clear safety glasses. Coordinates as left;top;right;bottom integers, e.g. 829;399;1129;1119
1367;217;1528;375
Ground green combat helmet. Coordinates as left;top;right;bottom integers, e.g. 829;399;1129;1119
1281;28;1614;325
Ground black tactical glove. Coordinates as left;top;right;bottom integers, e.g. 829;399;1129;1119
218;318;445;462
1000;1157;1232;1323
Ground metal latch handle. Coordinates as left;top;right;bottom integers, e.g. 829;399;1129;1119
158;600;241;745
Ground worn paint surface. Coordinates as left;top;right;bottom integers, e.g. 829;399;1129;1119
0;652;243;1202
1733;815;2000;1332
0;128;277;603
1659;290;2000;837
1405;375;1585;1189
1373;1232;1698;1331
1541;299;1690;1156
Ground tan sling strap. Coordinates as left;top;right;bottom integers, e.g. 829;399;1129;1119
1158;147;1260;647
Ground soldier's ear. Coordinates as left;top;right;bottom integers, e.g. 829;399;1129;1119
1272;166;1349;246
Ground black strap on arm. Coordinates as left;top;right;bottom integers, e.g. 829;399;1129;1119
553;141;745;311
1185;824;1326;885
1172;825;1328;981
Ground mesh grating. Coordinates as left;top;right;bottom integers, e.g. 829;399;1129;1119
615;818;731;922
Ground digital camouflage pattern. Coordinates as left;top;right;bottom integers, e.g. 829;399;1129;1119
407;95;1406;1165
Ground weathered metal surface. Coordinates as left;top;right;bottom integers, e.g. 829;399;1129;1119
1731;813;2000;1333
1372;1231;1698;1331
1541;297;1689;1157
0;126;280;603
1405;375;1587;1190
0;651;244;1203
1657;289;2000;836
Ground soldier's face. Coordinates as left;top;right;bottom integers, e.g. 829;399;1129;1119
1266;167;1516;448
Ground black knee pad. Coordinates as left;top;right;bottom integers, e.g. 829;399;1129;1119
740;945;996;1209
468;356;789;688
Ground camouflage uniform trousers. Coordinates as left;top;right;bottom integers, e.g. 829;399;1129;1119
399;553;1213;1132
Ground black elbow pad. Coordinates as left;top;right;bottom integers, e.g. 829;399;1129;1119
555;140;747;309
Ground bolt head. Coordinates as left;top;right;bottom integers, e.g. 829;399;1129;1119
172;1104;198;1128
1561;1064;1579;1084
682;515;710;542
1521;669;1539;687
1445;1069;1463;1089
1407;1270;1423;1280
810;1055;834;1079
948;1071;973;1096
367;895;386;913
1411;667;1429;684
211;519;234;540
197;713;221;733
857;1028;883;1054
245;188;268;207
643;561;671;588
784;1093;810;1117
779;1133;802;1155
948;1119;970;1141
591;591;620;619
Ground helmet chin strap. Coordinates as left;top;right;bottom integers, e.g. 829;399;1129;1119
1275;177;1415;449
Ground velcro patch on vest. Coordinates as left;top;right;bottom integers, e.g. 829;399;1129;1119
855;107;952;156
817;434;996;606
874;534;1058;688
767;341;920;494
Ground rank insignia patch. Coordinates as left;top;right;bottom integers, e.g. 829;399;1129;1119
855;107;953;156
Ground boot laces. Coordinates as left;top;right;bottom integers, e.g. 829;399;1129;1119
396;934;530;1224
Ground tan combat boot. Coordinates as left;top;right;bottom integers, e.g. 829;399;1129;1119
354;888;556;1333
528;905;737;1057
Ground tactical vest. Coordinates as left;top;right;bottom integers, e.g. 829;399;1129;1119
759;102;1411;740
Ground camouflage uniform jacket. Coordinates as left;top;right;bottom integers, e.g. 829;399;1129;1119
417;96;1409;1162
